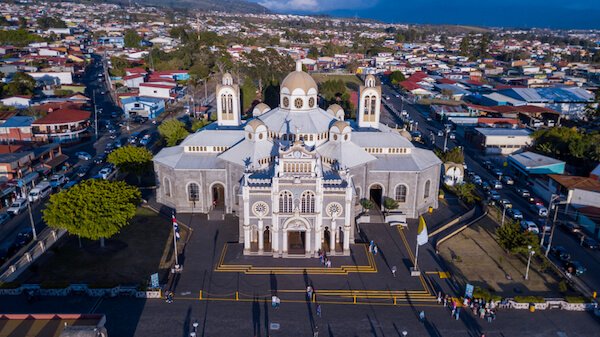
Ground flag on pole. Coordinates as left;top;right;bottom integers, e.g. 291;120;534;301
172;213;180;241
417;216;428;246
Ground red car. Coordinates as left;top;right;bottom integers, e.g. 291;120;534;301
530;198;544;207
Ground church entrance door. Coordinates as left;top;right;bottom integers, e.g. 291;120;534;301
211;183;225;210
287;231;305;254
369;184;383;210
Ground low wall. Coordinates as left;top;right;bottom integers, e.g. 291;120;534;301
0;284;161;299
506;299;595;311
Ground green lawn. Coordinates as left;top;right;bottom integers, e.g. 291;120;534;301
312;73;362;90
21;207;186;286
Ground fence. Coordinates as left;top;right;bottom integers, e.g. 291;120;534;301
0;227;67;282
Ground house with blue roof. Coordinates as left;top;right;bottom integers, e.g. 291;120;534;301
0;116;34;141
499;87;595;118
120;96;165;119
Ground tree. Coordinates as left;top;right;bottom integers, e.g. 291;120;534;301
452;183;480;205
383;197;399;212
158;119;189;146
389;71;406;85
360;199;374;213
307;46;319;59
42;179;140;247
124;29;142;48
107;146;153;184
4;72;36;97
459;34;472;57
240;77;258;112
36;16;67;30
435;147;464;164
497;220;540;255
191;119;210;132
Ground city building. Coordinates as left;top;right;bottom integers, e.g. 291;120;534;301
31;109;91;143
154;62;441;258
472;128;532;155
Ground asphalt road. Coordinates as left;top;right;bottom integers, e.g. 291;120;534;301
380;80;600;296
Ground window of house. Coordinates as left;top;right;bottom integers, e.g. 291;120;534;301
301;191;315;213
279;191;293;213
188;183;200;202
395;184;407;203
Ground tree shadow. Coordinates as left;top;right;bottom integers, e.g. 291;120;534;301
252;296;261;337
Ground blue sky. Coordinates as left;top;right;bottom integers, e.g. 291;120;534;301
253;0;600;29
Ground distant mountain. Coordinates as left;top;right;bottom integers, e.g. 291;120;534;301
133;0;270;13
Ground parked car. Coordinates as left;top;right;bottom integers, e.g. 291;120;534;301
492;180;503;189
7;198;28;216
76;165;91;177
501;175;514;185
114;139;123;148
437;130;444;137
471;175;482;185
488;190;501;201
104;143;115;154
580;236;599;250
534;204;548;217
448;132;456;140
560;221;583;234
500;199;513;209
139;134;152;146
551;246;571;262
14;231;33;248
482;181;491;191
49;174;66;188
520;220;540;234
97;166;112;180
0;212;10;225
28;181;52;202
531;198;544;206
564;261;586;276
63;179;78;190
507;208;523;220
492;169;503;177
483;160;493;170
516;188;531;198
94;153;107;165
76;151;92;161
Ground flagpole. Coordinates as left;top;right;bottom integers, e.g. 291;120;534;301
172;213;179;267
414;240;419;271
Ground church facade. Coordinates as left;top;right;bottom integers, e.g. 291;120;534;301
153;62;442;258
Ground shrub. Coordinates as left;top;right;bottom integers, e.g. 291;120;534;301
383;197;398;211
472;287;502;302
513;295;545;303
0;282;21;289
564;296;587;303
88;282;119;289
360;199;374;211
558;280;568;293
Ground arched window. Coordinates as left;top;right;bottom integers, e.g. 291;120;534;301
370;96;377;118
227;94;233;117
395;184;407;203
164;177;171;197
188;182;200;202
279;191;293;213
363;96;370;115
424;180;431;199
234;186;240;205
301;191;315;213
221;94;227;114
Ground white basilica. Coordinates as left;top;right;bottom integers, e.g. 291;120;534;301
153;61;442;258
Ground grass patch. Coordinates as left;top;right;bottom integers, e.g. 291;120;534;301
312;73;361;90
21;207;185;285
514;295;545;303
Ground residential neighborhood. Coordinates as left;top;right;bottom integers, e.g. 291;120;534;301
0;1;599;336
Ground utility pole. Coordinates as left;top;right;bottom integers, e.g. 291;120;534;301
541;194;558;246
93;90;98;140
24;184;37;241
545;202;561;257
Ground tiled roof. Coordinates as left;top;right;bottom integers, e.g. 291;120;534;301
548;174;600;193
32;109;90;125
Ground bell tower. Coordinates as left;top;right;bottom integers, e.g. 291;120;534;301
357;74;381;129
216;73;241;126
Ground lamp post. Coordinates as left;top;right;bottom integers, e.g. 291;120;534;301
525;245;535;280
443;128;449;152
501;206;507;227
23;184;37;241
541;194;560;246
545;199;564;257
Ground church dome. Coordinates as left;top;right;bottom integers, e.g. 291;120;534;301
246;118;266;132
327;104;344;120
281;61;318;95
252;103;271;117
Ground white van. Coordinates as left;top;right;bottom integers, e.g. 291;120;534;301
28;181;52;202
535;204;548;217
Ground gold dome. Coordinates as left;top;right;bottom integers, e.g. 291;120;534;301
281;61;318;94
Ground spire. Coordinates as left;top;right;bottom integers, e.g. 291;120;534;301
295;60;303;72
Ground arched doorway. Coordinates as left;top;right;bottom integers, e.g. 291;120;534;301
211;183;225;210
288;231;306;255
284;217;309;255
264;226;271;252
323;227;331;253
369;184;383;210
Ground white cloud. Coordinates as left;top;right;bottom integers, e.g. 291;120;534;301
258;0;374;12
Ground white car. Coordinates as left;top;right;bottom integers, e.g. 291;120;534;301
520;220;540;234
97;167;112;180
7;198;28;216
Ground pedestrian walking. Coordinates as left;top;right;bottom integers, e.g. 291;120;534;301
313;325;319;337
373;245;378;255
326;259;332;268
307;285;313;300
419;310;425;323
455;307;461;320
451;307;456;318
316;304;322;318
391;265;397;277
443;295;448;307
369;240;374;253
437;292;442;304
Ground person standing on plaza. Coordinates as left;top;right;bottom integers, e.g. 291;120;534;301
307;285;313;300
391;265;397;277
373;244;378;255
316;304;322;318
419;310;425;323
455;307;461;320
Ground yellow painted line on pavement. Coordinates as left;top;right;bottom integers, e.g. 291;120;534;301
166;297;441;307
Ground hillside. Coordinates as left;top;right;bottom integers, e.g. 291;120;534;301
140;0;270;13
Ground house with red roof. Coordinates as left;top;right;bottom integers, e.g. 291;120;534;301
31;108;91;143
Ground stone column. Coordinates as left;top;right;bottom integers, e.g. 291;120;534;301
282;229;288;254
243;226;251;252
258;220;264;253
305;229;311;256
343;227;350;253
330;228;336;255
315;227;322;253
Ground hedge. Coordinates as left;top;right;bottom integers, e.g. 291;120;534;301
513;295;545;303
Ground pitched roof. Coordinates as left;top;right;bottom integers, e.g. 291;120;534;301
548;175;600;193
32;109;90;125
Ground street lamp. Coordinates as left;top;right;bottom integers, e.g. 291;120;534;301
525;245;535;280
541;194;560;246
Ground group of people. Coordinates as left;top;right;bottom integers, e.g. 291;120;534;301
368;240;379;255
437;292;499;323
317;249;332;268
